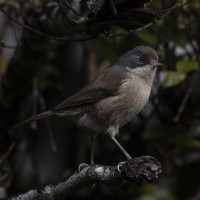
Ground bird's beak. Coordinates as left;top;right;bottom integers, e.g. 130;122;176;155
152;61;163;67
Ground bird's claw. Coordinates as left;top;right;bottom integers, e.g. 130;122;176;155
117;161;126;173
78;163;89;172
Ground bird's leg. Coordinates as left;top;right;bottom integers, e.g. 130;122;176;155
90;133;97;164
111;136;132;160
78;133;96;171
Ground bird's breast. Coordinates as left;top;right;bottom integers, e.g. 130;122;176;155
116;77;152;126
96;76;152;128
120;77;152;109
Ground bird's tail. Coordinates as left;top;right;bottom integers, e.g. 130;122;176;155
13;110;54;129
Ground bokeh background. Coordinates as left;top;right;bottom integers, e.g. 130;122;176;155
0;0;200;199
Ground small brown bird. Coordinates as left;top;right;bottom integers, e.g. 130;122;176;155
14;46;162;164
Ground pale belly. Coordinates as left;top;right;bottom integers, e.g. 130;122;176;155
78;77;153;136
95;78;152;134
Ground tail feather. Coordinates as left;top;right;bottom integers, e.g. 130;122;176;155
13;110;54;129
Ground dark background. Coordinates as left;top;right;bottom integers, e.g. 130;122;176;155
0;0;200;199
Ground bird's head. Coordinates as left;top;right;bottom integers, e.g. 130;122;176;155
116;46;162;71
115;46;162;80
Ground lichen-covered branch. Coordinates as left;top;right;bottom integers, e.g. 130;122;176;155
5;156;162;200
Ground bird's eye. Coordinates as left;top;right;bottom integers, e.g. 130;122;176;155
139;56;145;62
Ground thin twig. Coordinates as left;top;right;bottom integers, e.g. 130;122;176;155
158;0;194;15
0;7;95;42
104;22;153;37
0;172;8;183
0;142;16;164
173;74;198;122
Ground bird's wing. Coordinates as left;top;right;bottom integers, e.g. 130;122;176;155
53;86;115;111
53;67;126;112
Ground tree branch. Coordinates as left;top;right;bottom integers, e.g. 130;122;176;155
1;0;192;42
5;156;161;200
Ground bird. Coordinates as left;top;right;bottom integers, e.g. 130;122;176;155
14;46;162;164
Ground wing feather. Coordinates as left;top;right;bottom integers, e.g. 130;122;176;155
53;87;114;111
52;66;126;112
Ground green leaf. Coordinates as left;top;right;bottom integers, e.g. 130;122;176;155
176;60;198;73
163;71;186;87
181;139;200;148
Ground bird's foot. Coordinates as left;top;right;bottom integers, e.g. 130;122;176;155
117;161;126;173
78;162;96;189
78;163;89;172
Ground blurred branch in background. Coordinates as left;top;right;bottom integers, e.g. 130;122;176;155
0;0;191;41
